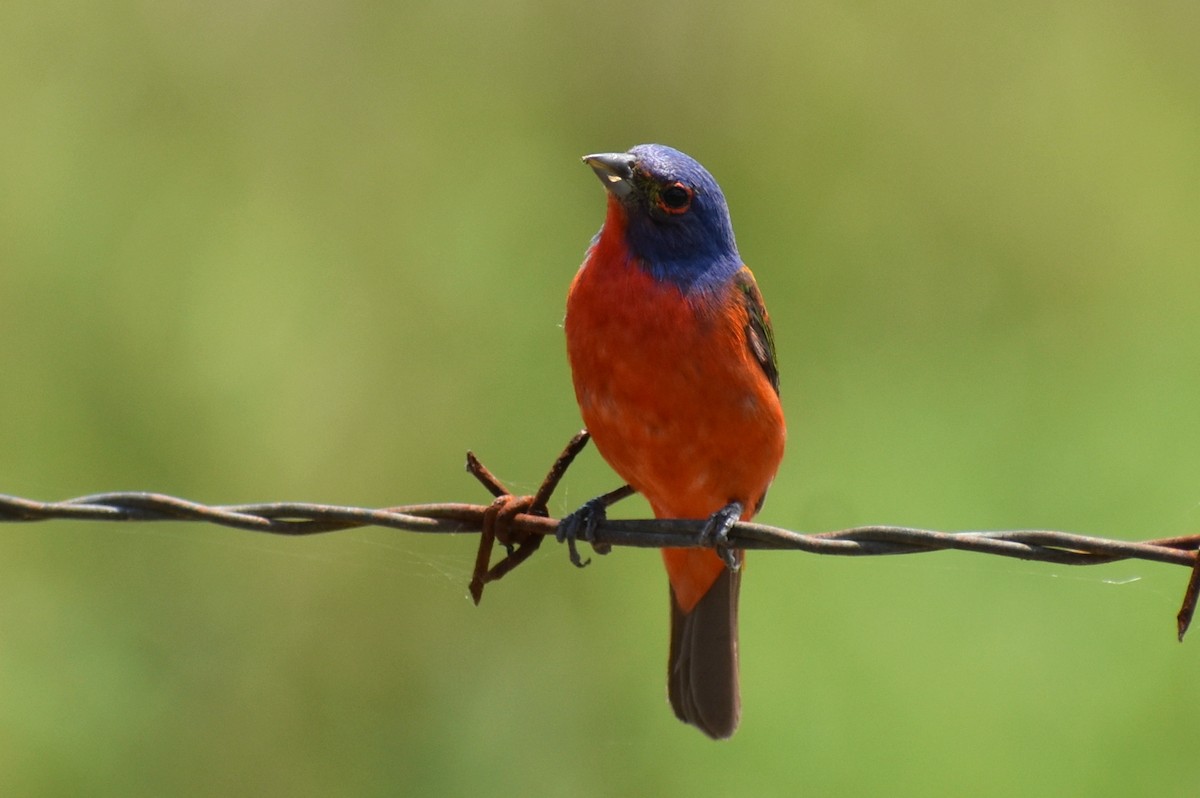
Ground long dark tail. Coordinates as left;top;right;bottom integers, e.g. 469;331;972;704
667;564;741;739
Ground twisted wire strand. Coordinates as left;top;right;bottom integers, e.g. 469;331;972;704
4;429;1198;637
1;490;1194;567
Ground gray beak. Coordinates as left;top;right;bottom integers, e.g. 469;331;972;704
582;152;635;198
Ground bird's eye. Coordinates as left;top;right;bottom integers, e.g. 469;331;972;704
657;182;693;214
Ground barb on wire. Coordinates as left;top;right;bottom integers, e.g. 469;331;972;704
2;430;1199;638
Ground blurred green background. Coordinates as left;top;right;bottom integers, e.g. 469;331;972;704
2;1;1199;795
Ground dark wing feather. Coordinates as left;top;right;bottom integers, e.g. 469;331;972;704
733;267;779;395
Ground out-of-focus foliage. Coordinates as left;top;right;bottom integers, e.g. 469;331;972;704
1;1;1198;795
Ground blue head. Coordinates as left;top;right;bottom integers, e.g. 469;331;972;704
583;144;742;292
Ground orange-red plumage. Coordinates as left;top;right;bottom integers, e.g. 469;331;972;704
568;198;784;610
565;145;785;739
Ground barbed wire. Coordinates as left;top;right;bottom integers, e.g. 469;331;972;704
4;490;1194;565
3;431;1199;638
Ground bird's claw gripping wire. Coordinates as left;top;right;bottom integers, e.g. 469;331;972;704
557;498;607;568
699;501;744;572
557;484;634;568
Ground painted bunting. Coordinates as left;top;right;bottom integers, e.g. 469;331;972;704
563;144;786;739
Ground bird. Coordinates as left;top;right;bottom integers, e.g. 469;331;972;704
563;144;786;739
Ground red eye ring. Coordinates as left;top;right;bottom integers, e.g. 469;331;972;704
657;182;693;214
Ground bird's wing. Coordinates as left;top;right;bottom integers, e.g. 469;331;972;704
734;266;779;395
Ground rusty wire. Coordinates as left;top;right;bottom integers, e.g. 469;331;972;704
2;488;1197;563
2;486;1196;567
2;430;1199;637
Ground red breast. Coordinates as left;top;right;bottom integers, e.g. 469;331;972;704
565;197;786;607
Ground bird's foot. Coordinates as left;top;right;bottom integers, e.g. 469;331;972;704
699;501;744;571
558;496;610;546
557;497;611;568
556;483;634;568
